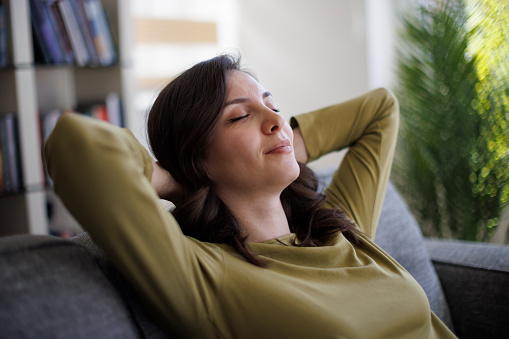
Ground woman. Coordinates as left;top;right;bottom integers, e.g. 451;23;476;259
45;55;456;338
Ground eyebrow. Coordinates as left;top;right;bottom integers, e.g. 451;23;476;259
224;91;272;107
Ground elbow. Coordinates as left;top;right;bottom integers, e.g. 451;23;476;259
45;113;85;160
375;88;399;112
45;114;73;158
369;88;400;138
44;113;103;183
44;114;82;182
375;87;399;123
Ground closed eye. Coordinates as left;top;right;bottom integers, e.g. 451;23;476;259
229;115;249;123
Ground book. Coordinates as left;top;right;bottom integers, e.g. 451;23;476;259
75;102;108;121
0;114;23;193
58;0;90;66
70;0;100;65
28;0;115;66
106;92;122;127
43;0;74;64
30;2;51;63
0;115;13;193
83;0;116;66
30;0;66;64
46;0;75;64
91;104;108;121
0;5;8;67
5;114;23;193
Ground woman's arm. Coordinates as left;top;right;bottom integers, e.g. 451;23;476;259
291;88;399;238
44;113;223;335
292;127;308;164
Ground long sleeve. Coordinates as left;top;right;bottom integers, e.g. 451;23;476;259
44;113;224;337
291;88;399;238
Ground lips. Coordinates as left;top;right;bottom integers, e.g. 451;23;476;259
266;139;292;154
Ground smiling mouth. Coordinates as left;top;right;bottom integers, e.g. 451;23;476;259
266;140;292;154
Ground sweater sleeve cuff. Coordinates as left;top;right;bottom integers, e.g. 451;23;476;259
290;115;321;163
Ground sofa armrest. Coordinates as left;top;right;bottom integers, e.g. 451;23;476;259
425;239;509;339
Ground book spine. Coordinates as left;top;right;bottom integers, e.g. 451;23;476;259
42;0;70;64
71;0;99;65
30;0;52;63
12;115;24;191
0;115;13;193
58;0;90;66
0;5;8;67
47;0;75;64
30;0;66;64
106;92;122;127
92;104;108;121
84;0;116;66
5;113;20;192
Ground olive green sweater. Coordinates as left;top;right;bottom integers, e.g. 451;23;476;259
45;88;457;338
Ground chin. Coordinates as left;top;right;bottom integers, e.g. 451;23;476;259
266;158;301;190
285;160;301;185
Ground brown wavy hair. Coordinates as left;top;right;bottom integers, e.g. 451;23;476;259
147;54;360;266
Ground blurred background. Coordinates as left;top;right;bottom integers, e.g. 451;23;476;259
0;0;507;244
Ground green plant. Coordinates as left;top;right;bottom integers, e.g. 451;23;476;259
392;0;508;241
466;0;509;237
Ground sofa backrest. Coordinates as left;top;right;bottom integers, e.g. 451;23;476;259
72;232;171;338
0;234;155;339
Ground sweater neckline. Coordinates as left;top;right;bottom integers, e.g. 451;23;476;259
255;232;297;245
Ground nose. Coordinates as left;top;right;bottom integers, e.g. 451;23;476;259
261;109;285;134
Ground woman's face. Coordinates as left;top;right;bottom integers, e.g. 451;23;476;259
205;70;300;198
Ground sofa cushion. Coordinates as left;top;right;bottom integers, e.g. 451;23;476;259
0;235;142;339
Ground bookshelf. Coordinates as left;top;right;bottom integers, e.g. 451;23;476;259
0;0;134;237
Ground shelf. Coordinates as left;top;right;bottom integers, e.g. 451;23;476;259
0;190;48;236
0;0;133;237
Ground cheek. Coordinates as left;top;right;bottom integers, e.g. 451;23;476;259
205;131;258;180
220;130;254;157
224;133;259;170
284;123;294;143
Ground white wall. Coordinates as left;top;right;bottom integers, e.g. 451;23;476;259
366;0;396;90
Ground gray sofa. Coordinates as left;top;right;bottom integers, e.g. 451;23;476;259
1;181;508;338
